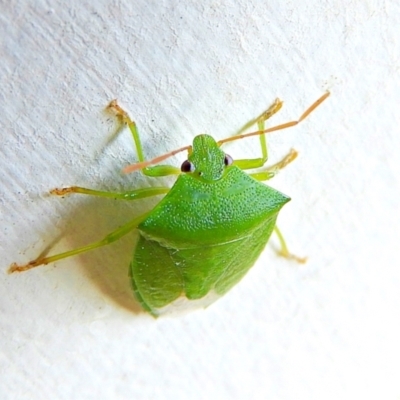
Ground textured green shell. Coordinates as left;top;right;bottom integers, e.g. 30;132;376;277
130;136;290;315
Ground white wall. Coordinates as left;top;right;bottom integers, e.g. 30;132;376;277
1;1;400;399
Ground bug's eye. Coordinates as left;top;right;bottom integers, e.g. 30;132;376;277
224;154;233;166
181;160;195;173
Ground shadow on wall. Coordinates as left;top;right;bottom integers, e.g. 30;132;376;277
10;122;173;316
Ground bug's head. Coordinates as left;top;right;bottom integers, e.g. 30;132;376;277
181;134;233;181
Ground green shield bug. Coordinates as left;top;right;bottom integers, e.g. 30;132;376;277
10;92;330;316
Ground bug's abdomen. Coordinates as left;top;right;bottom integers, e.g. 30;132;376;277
130;213;277;315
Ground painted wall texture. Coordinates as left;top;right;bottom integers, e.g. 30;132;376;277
1;1;399;399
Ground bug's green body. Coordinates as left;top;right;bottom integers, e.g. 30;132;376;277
10;93;329;317
131;135;289;315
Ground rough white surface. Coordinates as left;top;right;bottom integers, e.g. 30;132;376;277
1;1;400;399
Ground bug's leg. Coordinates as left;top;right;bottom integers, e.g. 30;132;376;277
108;100;181;177
273;225;307;263
50;186;169;200
255;98;283;165
236;101;298;180
233;99;283;171
249;158;305;262
249;159;305;263
248;148;298;181
9;211;151;273
223;92;330;173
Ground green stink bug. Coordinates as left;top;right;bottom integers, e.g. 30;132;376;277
10;92;330;316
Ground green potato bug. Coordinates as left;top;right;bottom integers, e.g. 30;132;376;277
10;92;330;316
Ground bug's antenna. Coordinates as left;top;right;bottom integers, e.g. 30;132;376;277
217;91;330;146
123;144;191;174
123;92;330;173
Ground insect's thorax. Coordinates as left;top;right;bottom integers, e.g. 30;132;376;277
139;166;290;248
